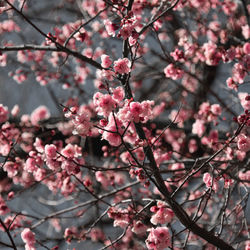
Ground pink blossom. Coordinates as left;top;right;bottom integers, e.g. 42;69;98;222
203;173;218;192
112;87;125;102
61;144;76;158
95;171;110;189
238;93;250;110
3;161;18;178
61;159;80;175
33;168;46;181
146;227;171;250
114;58;131;74
243;42;250;55
192;119;205;137
64;227;78;243
222;48;236;63
0;104;8;123
210;104;222;116
237;134;250;152
164;64;184;80
101;54;112;68
45;144;57;159
24;158;38;173
93;92;116;117
129;102;143;123
245;241;250;250
202;41;221;65
188;139;198;153
108;207;130;228
21;228;36;248
118;15;139;40
170;48;185;61
232;62;247;84
132;221;147;235
11;105;19;116
100;69;115;80
104;19;117;37
150;201;174;225
33;138;44;153
226;77;238;90
89;228;105;242
128;35;138;46
72;111;92;137
102;126;121;147
0;53;7;67
119;25;134;40
242;25;250;40
30;106;50;125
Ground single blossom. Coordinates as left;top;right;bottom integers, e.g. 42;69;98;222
0;104;8;123
164;64;184;80
30;106;50;125
146;227;171;250
21;228;36;248
101;54;112;68
113;58;131;74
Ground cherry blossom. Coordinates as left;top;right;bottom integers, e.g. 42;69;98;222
146;227;171;250
114;58;131;74
0;0;249;249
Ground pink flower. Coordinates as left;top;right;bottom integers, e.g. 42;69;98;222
150;202;174;225
226;77;238;90
237;134;250;152
170;48;185;61
24;158;38;173
102;126;121;147
164;64;184;80
114;58;131;74
112;87;125;101
132;221;147;235
146;227;171;250
238;93;250;110
45;144;57;159
242;25;250;40
245;241;250;250
30;106;50;125
243;42;250;55
192;119;205;137
202;41;221;65
232;62;247;84
11;105;19;116
129;102;143;123
0;104;8;123
100;69;115;80
72;111;92;137
21;228;36;248
101;54;112;68
104;19;117;37
61;159;80;175
93;92;116;117
210;104;222;116
0;53;7;67
61;144;81;159
203;173;218;192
